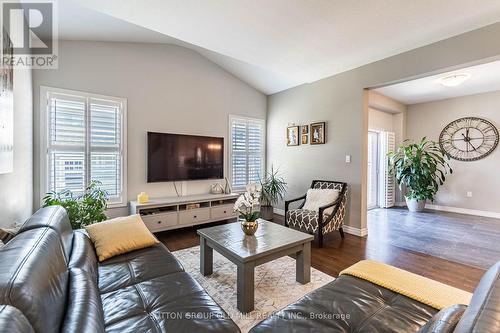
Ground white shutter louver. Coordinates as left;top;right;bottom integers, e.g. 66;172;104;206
379;131;396;208
44;88;126;205
230;116;265;189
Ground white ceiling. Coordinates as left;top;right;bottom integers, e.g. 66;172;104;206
375;60;500;104
58;0;500;94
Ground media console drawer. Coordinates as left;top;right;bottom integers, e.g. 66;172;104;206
211;205;237;220
179;208;210;225
142;212;178;231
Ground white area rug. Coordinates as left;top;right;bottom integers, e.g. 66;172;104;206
173;246;334;333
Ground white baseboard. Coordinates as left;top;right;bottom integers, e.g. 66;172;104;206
273;208;367;236
425;204;500;219
342;225;368;237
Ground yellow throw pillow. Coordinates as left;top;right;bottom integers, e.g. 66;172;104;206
85;215;159;262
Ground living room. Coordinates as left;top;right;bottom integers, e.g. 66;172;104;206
0;1;499;333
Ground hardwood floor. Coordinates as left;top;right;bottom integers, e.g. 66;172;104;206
157;214;487;293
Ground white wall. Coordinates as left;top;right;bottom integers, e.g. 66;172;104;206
0;68;33;228
267;23;500;231
33;41;266;216
407;90;500;214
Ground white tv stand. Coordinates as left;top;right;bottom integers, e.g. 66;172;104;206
130;193;240;233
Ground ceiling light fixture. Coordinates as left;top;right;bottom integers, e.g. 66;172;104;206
438;73;471;87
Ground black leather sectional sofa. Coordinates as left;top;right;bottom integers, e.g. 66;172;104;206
250;261;499;332
0;206;240;333
0;206;498;333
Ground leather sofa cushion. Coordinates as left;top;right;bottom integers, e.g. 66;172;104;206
0;228;68;333
0;305;34;333
61;268;106;333
19;205;73;262
250;275;437;333
98;242;184;293
417;304;467;333
454;261;500;333
101;271;238;333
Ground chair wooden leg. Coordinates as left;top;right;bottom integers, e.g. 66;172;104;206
318;231;323;248
339;227;345;239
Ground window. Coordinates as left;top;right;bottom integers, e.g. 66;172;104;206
229;115;265;190
40;87;127;207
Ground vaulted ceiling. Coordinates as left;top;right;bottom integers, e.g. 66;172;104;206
60;0;500;94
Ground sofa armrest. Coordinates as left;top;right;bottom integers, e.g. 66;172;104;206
417;304;467;333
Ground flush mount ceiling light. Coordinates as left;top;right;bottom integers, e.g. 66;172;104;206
438;73;471;87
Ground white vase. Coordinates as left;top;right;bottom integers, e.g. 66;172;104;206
405;197;426;212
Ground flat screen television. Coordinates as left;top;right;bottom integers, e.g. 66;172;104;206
147;132;224;182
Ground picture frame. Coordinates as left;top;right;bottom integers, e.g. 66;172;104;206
301;125;309;135
310;122;326;145
0;30;14;174
286;126;299;146
301;134;308;145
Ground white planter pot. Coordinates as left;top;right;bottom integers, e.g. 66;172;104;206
405;197;426;212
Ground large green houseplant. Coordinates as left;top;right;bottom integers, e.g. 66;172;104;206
388;137;452;212
260;166;286;220
42;180;109;229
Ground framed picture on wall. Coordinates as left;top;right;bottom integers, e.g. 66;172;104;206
287;126;299;146
310;122;326;145
301;134;308;144
301;125;309;135
0;29;14;174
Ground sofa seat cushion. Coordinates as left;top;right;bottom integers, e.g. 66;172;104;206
250;275;437;333
101;271;239;333
98;243;184;293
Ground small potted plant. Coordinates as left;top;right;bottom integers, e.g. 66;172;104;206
388;137;453;212
42;180;109;229
260;166;286;221
234;182;262;235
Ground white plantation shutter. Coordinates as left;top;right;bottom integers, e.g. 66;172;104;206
230;116;265;190
43;88;127;206
378;131;396;208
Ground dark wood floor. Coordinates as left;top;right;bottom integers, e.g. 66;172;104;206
157;214;486;293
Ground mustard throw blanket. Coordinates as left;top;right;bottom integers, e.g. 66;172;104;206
340;260;472;310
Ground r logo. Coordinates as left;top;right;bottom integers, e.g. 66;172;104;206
2;1;54;55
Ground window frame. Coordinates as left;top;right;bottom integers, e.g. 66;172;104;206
228;115;266;192
39;86;128;208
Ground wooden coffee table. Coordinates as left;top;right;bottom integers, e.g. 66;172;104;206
197;220;314;313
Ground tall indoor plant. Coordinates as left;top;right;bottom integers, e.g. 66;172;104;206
388;137;452;212
42;180;109;229
260;166;286;220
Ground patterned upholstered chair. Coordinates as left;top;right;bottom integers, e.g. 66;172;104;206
285;180;348;247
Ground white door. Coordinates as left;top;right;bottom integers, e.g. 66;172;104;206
367;131;379;210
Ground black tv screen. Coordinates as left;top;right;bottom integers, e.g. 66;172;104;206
147;132;224;182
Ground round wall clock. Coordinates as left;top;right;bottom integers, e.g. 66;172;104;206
439;117;499;161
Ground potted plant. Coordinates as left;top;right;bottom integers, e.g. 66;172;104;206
233;183;262;235
388;137;452;212
260;166;287;221
42;180;109;229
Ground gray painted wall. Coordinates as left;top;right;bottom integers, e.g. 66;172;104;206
407;90;500;213
0;68;33;228
33;41;266;217
267;23;500;230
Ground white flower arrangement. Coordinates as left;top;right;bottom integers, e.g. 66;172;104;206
233;182;262;222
